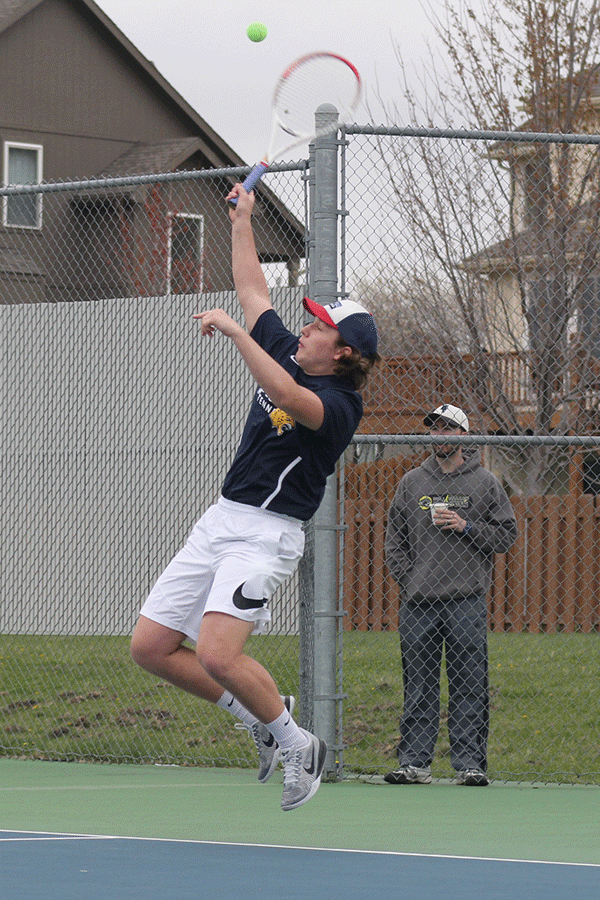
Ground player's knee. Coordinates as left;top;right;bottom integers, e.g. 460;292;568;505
196;648;223;682
195;645;234;684
130;633;161;673
130;635;149;669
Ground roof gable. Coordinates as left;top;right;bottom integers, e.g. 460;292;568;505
0;0;304;241
0;0;245;168
0;0;43;33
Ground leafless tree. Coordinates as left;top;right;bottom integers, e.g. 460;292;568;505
363;0;600;493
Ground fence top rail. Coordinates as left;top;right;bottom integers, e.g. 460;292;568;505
4;125;598;196
354;434;600;447
0;159;308;196
345;124;600;145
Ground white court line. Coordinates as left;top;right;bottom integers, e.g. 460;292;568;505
0;835;112;842
1;830;598;869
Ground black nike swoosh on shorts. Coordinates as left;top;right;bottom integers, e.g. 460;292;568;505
232;583;267;611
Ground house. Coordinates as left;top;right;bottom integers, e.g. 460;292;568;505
455;71;600;438
0;0;304;304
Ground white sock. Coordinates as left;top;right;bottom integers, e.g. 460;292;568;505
266;708;307;751
216;690;256;727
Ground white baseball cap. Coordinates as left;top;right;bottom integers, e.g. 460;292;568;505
423;403;469;432
303;297;378;357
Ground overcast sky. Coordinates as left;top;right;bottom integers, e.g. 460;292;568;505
97;0;442;166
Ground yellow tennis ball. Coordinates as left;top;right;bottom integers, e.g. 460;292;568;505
247;22;267;42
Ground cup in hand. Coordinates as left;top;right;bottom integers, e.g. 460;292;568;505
430;501;449;523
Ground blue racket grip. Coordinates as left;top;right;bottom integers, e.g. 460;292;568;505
229;161;269;205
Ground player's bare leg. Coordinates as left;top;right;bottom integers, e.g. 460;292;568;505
130;616;224;703
197;611;326;810
196;611;283;723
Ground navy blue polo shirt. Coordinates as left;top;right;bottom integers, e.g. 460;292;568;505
221;309;362;521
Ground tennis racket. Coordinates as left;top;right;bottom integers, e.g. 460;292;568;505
230;52;362;204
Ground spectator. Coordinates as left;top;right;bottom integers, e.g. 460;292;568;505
384;404;517;786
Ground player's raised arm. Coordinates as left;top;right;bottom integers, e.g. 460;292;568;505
194;307;326;431
227;185;272;332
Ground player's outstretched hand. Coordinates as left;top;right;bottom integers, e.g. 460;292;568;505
193;308;244;339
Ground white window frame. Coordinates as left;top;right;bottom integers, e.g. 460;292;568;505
167;212;204;294
3;141;44;229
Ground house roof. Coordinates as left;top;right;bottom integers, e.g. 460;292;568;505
0;0;305;238
95;138;205;178
0;0;246;170
487;63;600;159
465;209;600;274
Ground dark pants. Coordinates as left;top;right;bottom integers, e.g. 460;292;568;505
397;594;489;772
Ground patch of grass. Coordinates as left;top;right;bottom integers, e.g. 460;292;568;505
341;631;600;783
1;632;598;783
0;634;299;767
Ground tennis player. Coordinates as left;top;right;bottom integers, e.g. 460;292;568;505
131;184;379;811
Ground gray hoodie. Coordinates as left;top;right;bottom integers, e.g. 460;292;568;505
385;450;518;602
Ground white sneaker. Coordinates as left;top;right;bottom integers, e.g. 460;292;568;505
280;728;327;812
236;695;295;784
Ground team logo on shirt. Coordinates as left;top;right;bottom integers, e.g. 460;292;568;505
256;388;295;435
419;495;442;510
269;408;295;435
418;494;470;510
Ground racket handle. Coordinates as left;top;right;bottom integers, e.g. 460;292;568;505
229;161;269;205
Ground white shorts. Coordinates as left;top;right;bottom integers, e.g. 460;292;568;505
139;496;305;640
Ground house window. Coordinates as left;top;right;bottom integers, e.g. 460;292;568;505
582;453;600;495
3;142;43;228
578;277;600;359
167;213;203;294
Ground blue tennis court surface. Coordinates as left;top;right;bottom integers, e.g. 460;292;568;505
1;760;598;899
3;830;599;900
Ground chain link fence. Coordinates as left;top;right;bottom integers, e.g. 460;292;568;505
339;128;600;784
1;125;600;784
0;165;311;767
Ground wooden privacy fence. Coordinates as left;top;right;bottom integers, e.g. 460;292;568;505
343;459;600;633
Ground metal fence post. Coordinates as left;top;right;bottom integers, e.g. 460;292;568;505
308;104;341;778
298;140;317;736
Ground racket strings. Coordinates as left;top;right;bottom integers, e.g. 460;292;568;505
273;55;361;138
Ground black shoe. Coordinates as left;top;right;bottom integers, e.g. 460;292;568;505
384;765;432;784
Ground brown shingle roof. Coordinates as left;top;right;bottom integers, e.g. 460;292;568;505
0;0;304;237
0;247;44;275
95;138;204;178
466;202;600;273
0;0;246;170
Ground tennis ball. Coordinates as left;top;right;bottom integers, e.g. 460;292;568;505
247;22;267;42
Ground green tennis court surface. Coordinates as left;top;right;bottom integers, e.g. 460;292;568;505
1;759;598;899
